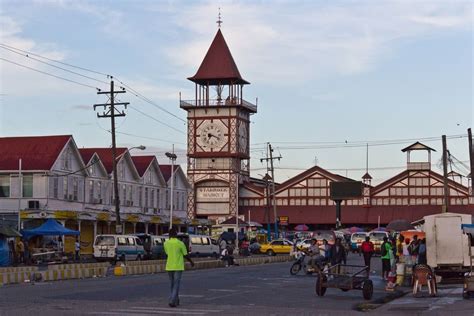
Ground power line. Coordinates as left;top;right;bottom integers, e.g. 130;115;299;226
0;44;109;85
128;105;185;135
0;57;100;91
0;42;110;77
116;131;185;145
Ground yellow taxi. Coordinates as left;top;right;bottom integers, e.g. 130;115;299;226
260;239;293;256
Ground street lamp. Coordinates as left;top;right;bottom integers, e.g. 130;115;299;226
165;146;177;230
129;145;146;151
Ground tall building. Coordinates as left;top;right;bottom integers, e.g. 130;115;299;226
180;27;257;220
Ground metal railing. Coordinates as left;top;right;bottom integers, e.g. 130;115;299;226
180;98;257;111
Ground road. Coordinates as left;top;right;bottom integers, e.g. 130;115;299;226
0;253;390;316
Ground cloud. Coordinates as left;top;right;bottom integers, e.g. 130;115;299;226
165;1;472;84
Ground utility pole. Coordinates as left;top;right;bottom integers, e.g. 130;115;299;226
468;128;473;197
260;143;281;239
94;79;128;234
166;145;177;230
442;135;449;213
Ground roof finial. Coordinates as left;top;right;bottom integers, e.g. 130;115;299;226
216;7;223;28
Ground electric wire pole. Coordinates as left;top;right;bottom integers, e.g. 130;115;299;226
94;79;129;234
442;135;449;213
468;128;473;197
260;143;281;240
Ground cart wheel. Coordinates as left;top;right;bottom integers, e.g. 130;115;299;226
315;275;327;297
362;280;373;300
290;263;301;275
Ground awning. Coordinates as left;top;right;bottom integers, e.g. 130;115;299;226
21;219;80;238
0;225;22;237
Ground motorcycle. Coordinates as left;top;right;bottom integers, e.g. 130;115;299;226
290;252;329;276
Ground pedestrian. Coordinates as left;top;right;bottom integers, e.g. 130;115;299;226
360;236;374;274
409;235;420;264
164;227;194;308
16;239;25;265
240;237;250;256
396;234;404;262
75;238;81;262
329;238;347;274
221;245;235;267
417;239;427;265
403;238;411;265
8;239;16;266
380;236;392;280
321;239;330;261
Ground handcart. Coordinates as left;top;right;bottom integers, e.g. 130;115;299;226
461;224;474;299
315;264;373;300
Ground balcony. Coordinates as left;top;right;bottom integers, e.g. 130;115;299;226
180;98;257;113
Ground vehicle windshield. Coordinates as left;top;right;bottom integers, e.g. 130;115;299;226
369;232;386;241
351;233;366;240
95;236;114;246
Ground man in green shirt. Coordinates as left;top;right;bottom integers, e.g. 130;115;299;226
381;236;392;280
164;227;194;308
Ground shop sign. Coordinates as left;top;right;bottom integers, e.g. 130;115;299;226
54;210;78;220
278;216;289;226
196;187;229;202
20;210;35;219
97;213;110;222
150;216;161;224
126;214;139;223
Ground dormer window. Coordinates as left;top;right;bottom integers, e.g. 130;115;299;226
147;171;153;184
63;147;72;170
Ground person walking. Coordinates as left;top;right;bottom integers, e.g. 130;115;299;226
409;235;420;264
164;227;194;308
329;238;347;274
396;234;404;262
75;238;81;262
418;239;427;265
380;236;392;280
360;236;374;274
16;239;25;265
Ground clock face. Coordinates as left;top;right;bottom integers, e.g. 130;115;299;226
238;122;248;152
197;121;227;151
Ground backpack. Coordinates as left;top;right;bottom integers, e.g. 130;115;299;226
380;242;388;257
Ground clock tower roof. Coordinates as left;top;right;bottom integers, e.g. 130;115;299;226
188;29;249;85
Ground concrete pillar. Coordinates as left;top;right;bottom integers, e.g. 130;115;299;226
155;224;159;235
145;223;149;234
77;220;82;233
122;222;125;234
107;222;111;234
93;221;97;238
133;222;137;234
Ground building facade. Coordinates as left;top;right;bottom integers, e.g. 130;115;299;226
0;135;192;255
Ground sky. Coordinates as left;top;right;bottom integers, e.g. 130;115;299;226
0;0;472;185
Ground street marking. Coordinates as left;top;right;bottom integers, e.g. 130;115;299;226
96;309;205;315
208;289;237;292
237;285;259;288
177;294;205;298
131;307;221;313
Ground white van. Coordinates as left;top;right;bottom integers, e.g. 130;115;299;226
188;235;219;258
93;234;145;262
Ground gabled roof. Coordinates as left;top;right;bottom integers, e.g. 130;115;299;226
401;142;436;152
131;156;155;177
447;170;463;177
275;165;354;194
188;29;248;85
0;135;71;171
159;165;190;189
81;148;127;173
78;151;108;177
362;172;373;180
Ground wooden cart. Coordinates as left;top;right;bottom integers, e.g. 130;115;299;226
315;264;373;300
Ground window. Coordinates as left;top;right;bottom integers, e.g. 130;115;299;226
201;237;210;245
119;162;125;180
191;237;202;245
127;237;135;245
22;174;33;198
63;177;68;199
89;180;94;202
150;188;155;208
165;189;169;209
148;171;153;184
138;187;142;207
53;177;58;198
97;181;102;201
144;188;149;207
72;177;78;201
129;185;133;204
118;237;127;245
63;148;72;170
271;240;283;246
156;189;160;209
0;176;10;197
122;184;126;205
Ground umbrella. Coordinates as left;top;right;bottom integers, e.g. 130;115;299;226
371;227;387;232
294;224;309;231
386;219;413;232
348;226;364;233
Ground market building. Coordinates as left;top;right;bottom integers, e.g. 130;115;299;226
0;135;192;256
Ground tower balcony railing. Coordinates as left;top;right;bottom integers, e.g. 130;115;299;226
180;98;257;112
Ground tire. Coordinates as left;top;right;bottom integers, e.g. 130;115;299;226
266;250;275;256
362;280;373;300
290;263;301;275
315;275;327;296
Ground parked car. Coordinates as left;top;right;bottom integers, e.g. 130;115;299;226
188;234;220;258
350;232;368;252
260;239;293;256
93;234;145;262
134;234;166;259
368;231;389;254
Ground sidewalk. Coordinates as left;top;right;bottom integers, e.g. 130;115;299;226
373;284;472;315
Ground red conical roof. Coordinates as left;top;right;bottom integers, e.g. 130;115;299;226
188;29;249;85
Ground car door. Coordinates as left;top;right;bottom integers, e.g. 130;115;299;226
127;237;136;260
272;240;283;253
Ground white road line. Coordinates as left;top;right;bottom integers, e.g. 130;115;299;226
207;289;237;292
177;294;205;298
131;306;222;313
105;309;205;315
237;285;259;288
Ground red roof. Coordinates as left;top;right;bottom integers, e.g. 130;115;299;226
80;148;127;173
131;156;155;177
0;135;71;171
188;29;248;85
159;164;176;182
78;149;95;164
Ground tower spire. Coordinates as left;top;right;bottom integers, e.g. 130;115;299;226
216;7;223;28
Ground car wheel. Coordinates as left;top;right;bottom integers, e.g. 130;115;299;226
266;250;275;256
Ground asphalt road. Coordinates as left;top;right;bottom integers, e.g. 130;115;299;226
0;254;388;316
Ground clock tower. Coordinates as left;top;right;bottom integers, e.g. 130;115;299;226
180;27;257;220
